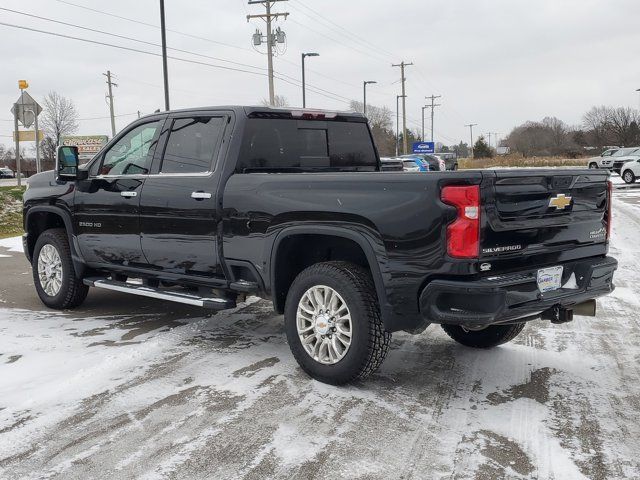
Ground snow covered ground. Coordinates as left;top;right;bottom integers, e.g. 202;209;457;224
0;192;639;479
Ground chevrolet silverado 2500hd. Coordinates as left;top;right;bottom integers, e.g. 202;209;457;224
23;106;617;384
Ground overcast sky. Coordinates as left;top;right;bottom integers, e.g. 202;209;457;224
2;0;640;150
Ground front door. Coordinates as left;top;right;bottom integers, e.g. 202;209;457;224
74;118;164;267
139;114;229;278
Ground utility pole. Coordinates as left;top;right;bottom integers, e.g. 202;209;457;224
103;71;117;138
247;0;289;106
426;95;441;142
396;94;406;157
465;123;477;158
13;103;20;187
159;0;170;110
484;132;492;147
392;61;413;154
301;52;319;108
421;105;428;140
363;80;377;118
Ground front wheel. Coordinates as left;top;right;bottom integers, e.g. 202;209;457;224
284;261;391;385
588;162;598;169
622;170;636;184
32;229;88;309
441;323;525;348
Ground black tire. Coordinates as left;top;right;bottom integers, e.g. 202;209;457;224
622;169;636;184
452;163;458;171
32;228;88;309
441;323;525;349
588;162;598;169
284;261;391;385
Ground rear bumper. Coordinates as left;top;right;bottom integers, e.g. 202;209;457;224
419;256;617;327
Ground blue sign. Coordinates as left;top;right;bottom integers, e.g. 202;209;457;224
412;141;435;154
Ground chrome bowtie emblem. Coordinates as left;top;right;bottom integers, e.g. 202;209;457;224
549;194;572;210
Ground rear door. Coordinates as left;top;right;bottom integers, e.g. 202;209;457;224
480;170;609;262
138;112;230;279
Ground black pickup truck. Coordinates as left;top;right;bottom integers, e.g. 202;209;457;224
23;106;617;384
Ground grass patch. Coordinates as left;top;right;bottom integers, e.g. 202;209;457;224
0;186;25;239
459;156;587;169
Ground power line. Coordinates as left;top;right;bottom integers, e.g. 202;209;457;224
53;0;252;53
0;21;350;105
287;2;393;63
0;9;352;104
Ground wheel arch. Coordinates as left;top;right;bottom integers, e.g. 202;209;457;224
25;206;85;276
267;226;390;321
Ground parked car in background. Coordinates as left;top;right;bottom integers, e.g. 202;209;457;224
0;167;15;178
437;152;458;170
587;148;620;170
620;159;640;184
401;157;428;172
379;157;404;171
611;147;640;174
402;154;444;171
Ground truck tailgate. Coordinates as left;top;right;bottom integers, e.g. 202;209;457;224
480;170;610;259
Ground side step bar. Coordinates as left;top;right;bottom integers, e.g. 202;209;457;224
83;278;236;310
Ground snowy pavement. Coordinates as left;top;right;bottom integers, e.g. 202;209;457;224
0;193;639;479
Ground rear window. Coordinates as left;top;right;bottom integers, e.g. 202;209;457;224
236;119;377;172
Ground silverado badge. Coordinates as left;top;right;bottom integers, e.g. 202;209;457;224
548;194;572;210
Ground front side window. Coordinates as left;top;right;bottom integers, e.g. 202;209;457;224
161;117;224;174
100;120;162;176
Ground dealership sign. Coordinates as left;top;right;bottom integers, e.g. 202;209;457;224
412;141;435;154
61;135;108;159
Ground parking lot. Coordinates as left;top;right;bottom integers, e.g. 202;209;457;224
0;188;638;480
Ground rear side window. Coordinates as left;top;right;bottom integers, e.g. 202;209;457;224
161;117;224;174
237;119;377;172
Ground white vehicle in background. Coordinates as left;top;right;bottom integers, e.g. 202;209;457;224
611;147;640;174
620;159;640;184
587;147;620;169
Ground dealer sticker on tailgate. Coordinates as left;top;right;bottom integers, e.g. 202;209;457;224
537;266;563;293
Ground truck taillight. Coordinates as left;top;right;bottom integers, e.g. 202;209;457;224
441;185;480;258
606;180;612;240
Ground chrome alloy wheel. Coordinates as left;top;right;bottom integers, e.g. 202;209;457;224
296;285;352;365
37;244;63;297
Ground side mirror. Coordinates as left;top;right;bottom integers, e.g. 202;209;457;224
56;146;79;180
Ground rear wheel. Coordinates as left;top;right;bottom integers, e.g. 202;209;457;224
622;169;636;184
32;229;88;309
441;323;525;348
588;162;598;169
284;261;391;385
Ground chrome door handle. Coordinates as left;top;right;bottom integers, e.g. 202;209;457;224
191;191;212;199
120;191;137;198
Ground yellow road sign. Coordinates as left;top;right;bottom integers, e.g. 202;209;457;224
18;80;28;90
13;130;44;142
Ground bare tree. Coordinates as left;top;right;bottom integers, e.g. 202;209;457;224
39;91;79;146
261;95;289;107
607;107;640;146
349;100;396;156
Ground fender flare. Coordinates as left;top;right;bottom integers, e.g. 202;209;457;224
25;205;86;276
266;224;391;321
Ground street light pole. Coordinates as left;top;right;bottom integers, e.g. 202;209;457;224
636;88;640;109
363;80;377;118
159;0;170;111
301;52;319;108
